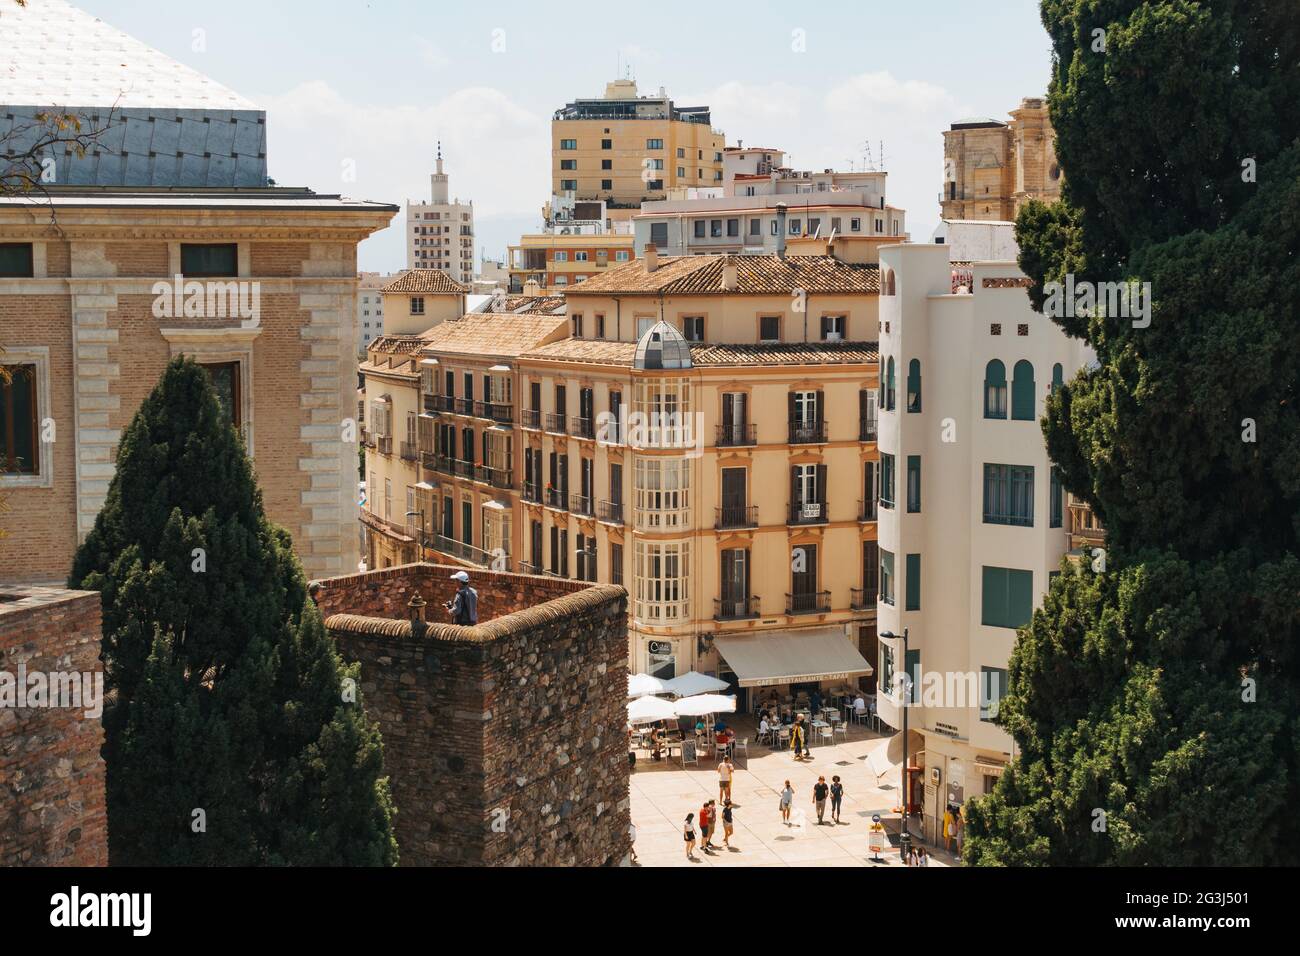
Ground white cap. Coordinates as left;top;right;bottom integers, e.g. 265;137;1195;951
451;571;470;582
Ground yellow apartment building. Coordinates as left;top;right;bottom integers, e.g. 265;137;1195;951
506;233;637;294
552;78;725;222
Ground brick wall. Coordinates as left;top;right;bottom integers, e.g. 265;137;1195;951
0;586;108;866
319;563;632;866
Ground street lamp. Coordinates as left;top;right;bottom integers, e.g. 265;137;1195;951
880;627;911;862
405;507;427;559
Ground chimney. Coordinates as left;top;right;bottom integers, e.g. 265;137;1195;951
722;254;738;291
643;242;659;273
775;202;788;259
523;277;541;298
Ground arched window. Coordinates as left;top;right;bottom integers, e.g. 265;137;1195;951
885;357;896;411
984;360;1007;419
906;358;922;413
1012;360;1036;420
1051;363;1064;394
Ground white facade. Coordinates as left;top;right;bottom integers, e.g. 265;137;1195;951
872;242;1093;842
930;219;1018;262
356;272;394;357
405;151;474;283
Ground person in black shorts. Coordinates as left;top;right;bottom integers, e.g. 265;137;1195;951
684;813;697;860
830;775;844;823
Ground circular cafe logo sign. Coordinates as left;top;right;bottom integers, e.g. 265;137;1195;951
648;641;673;655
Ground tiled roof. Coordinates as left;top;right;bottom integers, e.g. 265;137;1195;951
418;313;567;359
381;269;469;295
521;338;878;368
367;334;427;355
567;254;880;296
486;294;568;315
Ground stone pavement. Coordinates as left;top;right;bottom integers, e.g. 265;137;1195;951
628;714;962;868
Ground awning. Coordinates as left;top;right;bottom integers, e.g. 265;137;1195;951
714;625;873;688
420;358;439;366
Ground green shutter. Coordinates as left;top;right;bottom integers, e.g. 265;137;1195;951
1008;568;1034;626
983;566;1034;628
881;550;895;604
904;649;921;704
982;566;1007;627
1012;360;1036;420
905;553;921;610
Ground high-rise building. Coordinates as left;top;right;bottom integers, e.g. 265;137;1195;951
552;78;725;227
406;144;474;284
940;98;1062;221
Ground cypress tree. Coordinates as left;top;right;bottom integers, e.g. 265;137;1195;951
965;1;1300;865
70;356;396;864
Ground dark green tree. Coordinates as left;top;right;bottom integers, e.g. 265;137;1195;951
70;357;396;864
966;0;1300;865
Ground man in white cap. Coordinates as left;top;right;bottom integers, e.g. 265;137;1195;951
445;570;478;624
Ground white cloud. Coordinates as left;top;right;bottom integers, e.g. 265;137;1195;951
412;36;450;70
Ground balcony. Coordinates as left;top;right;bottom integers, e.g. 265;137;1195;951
850;587;878;610
454;398;474;416
399;441;417;462
714;596;759;621
788;500;828;526
786;590;831;615
860;419;878;442
596;499;624;524
716;422;757;447
546;487;569;511
474;464;514;490
474;400;514;424
789;419;827;444
522;408;541;430
571;494;594;516
570;416;595;440
859;497;878;521
360;428;376;449
519;560;544;575
432;534;509;571
715;504;758;529
422;394;439;414
376;435;392;456
544;412;567;435
522;481;541;503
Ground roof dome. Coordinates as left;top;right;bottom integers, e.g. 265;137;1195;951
633;320;693;370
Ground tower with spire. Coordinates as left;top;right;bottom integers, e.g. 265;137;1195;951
405;141;475;283
430;141;450;204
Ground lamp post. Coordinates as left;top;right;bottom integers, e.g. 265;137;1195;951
881;627;911;862
405;507;427;560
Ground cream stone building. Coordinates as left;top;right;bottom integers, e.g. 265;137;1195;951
940;98;1061;221
506;232;637;294
872;241;1093;843
552;78;725;227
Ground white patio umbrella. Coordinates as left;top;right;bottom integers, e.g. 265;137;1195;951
628;694;678;724
627;672;669;698
673;694;737;717
664;671;729;697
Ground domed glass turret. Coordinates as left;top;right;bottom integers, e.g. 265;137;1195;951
633;320;693;370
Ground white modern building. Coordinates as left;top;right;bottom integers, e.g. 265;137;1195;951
872;241;1093;844
356;271;396;357
405;144;474;283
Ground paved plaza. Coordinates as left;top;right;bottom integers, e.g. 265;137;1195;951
629;714;960;868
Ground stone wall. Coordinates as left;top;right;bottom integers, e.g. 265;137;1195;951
319;563;631;866
0;586;108;866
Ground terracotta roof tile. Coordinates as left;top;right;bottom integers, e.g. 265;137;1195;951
381;269;469;295
521;338;878;368
418;313;567;359
567;254;880;296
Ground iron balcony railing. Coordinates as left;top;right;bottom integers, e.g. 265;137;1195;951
522;481;541;503
789;500;828;525
399;441;417;462
851;587;878;610
544;412;567;434
715;504;758;529
571;494;594;516
376;435;392;455
545;488;569;511
786;590;831;614
474;464;514;490
789;419;828;444
570;416;595;439
521;408;542;430
596;499;624;524
716;422;757;447
519;561;544;575
432;534;508;571
474;400;514;424
860;418;878;442
859;497;878;521
454;398;474;416
714;596;759;620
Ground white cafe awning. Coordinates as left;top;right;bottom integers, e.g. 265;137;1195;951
420;358;439;365
488;364;511;372
713;625;873;688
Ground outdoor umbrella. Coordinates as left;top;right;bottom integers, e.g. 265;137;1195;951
664;671;729;697
673;694;737;717
627;672;670;698
628;695;678;724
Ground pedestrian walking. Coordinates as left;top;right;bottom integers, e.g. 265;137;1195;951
812;776;829;824
942;805;955;852
790;717;806;761
683;814;697;860
953;805;965;856
722;799;735;848
699;801;713;851
718;756;734;802
829;775;844;823
629;822;638;863
779;780;794;825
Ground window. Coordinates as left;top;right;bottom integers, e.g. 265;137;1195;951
634;456;691;529
726;218;739;237
601;179;612;190
560;159;576;170
601;159;612;170
860;389;878;441
906;455;921;512
884;357;896;411
560;179;578;191
200;361;241;428
575;251;588;262
571;313;583;337
1011;360;1036;420
749;218;761;236
862;541;879;605
560;139;577;150
820;315;845;340
611;542;623;585
554;251;568;262
850;218;861;232
634;539;691;623
596;314;606;338
880;453;895;509
905;553;921;611
646;138;663;150
1051;363;1064;394
682;316;704;341
0;363;39;473
694;220;706;239
984;360;1007;418
677;148;686;158
601;139;612;149
880;549;895;605
677;166;686;177
615;250;630;262
983;463;1034;526
181;243;237;277
980;667;1009;721
411;296;425;316
759;315;780;342
906;359;921;412
1050;467;1063;528
648;158;664;170
880;641;894;697
789;219;801;235
0;242;34;277
770;220;780;236
982;566;1034;628
710;219;722;238
646;179;663;191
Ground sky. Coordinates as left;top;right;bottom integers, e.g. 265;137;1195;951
73;0;1056;274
